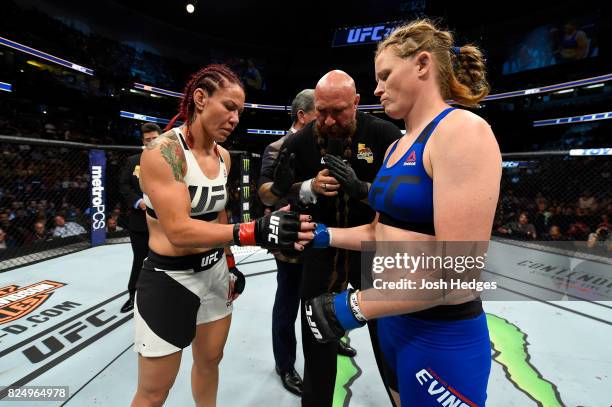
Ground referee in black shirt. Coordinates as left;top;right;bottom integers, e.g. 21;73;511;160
260;70;401;407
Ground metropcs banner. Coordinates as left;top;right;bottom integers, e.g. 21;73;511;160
89;150;106;246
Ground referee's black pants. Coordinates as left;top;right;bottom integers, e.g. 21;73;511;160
127;229;149;297
300;249;337;406
300;249;396;407
272;259;302;372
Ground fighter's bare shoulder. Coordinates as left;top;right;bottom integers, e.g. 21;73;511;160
433;108;496;149
143;129;187;182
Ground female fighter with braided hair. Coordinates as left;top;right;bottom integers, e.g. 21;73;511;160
131;64;313;407
305;20;501;406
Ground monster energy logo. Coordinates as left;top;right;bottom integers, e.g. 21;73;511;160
243;213;251;222
242;158;250;172
243;186;250;200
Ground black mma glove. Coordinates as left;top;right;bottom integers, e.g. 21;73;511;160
324;154;368;200
233;210;300;250
271;148;295;198
226;254;245;295
304;290;366;343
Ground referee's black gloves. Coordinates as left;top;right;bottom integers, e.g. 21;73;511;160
324;154;368;200
271;148;295;198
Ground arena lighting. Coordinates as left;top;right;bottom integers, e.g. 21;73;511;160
120;110;173;125
0;36;94;76
243;103;286;111
569;148;612;156
26;60;45;69
120;112;612;159
136;72;612;112
479;73;612;102
533;111;612;127
133;83;287;110
584;83;604;89
553;88;575;94
246;129;286;135
501;161;537;168
0;82;12;92
133;82;183;98
186;3;195;13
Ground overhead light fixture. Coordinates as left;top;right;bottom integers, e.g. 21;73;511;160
584;83;604;89
554;88;574;94
186;3;195;13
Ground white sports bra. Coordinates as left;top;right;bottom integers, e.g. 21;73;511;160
143;127;228;221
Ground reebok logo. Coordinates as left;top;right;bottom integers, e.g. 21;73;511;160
403;151;417;166
268;215;279;244
415;368;476;407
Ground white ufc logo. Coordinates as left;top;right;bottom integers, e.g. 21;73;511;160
201;252;219;267
268;215;279;243
305;304;322;339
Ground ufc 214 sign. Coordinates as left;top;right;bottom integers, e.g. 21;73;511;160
332;21;403;47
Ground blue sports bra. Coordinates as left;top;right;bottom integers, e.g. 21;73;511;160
368;107;455;235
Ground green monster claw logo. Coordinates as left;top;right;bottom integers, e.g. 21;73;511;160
487;314;564;407
333;337;361;407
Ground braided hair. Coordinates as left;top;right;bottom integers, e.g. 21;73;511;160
165;64;244;147
376;19;489;107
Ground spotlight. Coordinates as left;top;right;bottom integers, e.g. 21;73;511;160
186;3;195;13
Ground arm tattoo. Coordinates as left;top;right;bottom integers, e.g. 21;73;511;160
147;131;186;182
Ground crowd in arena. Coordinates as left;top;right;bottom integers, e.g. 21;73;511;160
494;191;611;250
493;155;611;252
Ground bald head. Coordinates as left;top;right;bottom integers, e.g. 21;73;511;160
314;70;360;139
315;70;357;100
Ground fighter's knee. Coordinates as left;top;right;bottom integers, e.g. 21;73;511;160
195;351;224;370
134;387;170;407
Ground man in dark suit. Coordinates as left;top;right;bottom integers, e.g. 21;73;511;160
119;122;161;313
258;89;357;398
